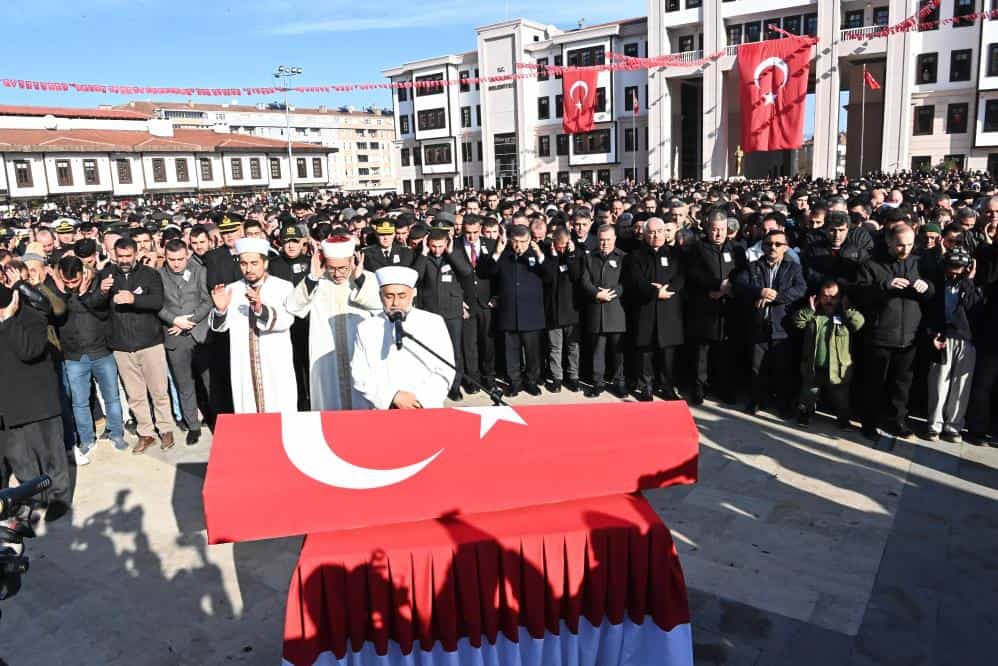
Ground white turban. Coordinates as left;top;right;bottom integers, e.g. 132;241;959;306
320;238;356;259
375;266;418;288
234;238;271;257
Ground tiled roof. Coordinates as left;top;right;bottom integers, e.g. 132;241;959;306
0;128;329;153
118;101;390;116
0;104;152;120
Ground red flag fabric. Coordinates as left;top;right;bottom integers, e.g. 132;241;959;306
864;69;882;90
737;36;813;153
562;69;598;134
633;93;640;116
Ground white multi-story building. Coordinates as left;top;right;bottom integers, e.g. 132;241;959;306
385;1;998;191
118;101;396;192
0;104;337;200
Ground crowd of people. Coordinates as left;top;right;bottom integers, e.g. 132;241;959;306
2;170;998;521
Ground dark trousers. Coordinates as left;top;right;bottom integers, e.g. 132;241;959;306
862;344;917;431
0;415;72;505
504;330;542;388
463;307;495;386
799;377;852;423
590;332;624;386
966;349;998;435
751;339;793;408
208;331;233;415
165;337;211;431
444;317;463;391
695;339;733;397
637;345;677;392
291;319;310;412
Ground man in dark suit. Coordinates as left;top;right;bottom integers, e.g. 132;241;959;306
580;224;627;397
455;215;497;392
158;239;214;443
200;213;243;416
624;217;686;402
542;226;585;392
413;228;474;401
364;219;414;271
479;225;550;397
734;229;807;416
269;224;312;411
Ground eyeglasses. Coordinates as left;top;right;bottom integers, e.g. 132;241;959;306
327;265;352;274
763;242;787;248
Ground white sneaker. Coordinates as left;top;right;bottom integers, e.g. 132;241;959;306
73;446;90;466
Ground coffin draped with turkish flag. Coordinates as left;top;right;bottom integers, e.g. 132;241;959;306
737;36;814;153
202;402;700;666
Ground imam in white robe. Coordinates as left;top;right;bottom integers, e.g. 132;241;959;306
351;308;455;410
209;276;298;414
285;270;382;411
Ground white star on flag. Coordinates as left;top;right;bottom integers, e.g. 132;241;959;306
454;406;527;438
762;92;776;105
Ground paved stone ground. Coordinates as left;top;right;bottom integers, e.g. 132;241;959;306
1;389;995;665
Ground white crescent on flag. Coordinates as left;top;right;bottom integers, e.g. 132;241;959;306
569;80;590;110
753;56;789;106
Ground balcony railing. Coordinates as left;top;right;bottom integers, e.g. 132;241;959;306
669;49;704;64
839;25;885;41
725;45;738;57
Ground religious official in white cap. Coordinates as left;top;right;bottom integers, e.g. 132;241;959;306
286;236;382;411
209;237;298;413
351;266;455;409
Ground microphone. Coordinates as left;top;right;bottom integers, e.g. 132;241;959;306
388;310;404;350
0;475;51;519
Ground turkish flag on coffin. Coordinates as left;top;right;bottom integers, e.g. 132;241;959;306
737;36;814;153
562;68;599;134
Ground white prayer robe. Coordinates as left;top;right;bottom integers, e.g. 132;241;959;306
351;308;455;410
209;276;299;414
285;271;382;411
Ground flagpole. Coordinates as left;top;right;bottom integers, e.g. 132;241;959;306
860;63;867;177
633;106;637;182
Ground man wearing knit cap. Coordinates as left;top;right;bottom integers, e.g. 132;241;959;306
351;266;455;410
209;237;298;413
286;235;381;411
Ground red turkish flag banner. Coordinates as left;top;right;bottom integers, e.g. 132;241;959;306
864;68;882;90
562;69;599;134
737;36;813;153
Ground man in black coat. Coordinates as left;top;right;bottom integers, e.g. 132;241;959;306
685;211;745;404
201;214;244;415
623;217;686;402
364;220;415;271
542;227;584;392
801;211;869;295
853;224;935;439
734;229;807;415
412;228;474;401
478;225;550;397
454;215;497;392
269;225;312;411
580;224;627;397
0;284;72;521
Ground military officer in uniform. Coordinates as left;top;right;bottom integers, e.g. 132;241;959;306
270;224;313;410
364;219;415;271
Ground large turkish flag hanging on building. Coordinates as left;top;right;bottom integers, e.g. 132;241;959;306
562;69;598;134
737;37;813;153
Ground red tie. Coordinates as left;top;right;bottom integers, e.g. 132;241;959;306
469;242;478;268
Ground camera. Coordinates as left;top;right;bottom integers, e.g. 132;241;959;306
0;475;50;621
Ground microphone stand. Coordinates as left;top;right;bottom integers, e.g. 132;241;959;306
398;324;508;407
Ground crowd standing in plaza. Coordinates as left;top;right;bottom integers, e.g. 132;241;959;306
2;170;998;521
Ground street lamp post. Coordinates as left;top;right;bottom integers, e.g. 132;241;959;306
274;65;303;200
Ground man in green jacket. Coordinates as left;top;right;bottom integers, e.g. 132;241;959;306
794;280;864;428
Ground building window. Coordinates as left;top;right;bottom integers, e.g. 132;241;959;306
461;106;472;128
415;180;424;194
13;160;32;188
803;13;818;36
413;148;422;166
916;53;938;84
357;142;368;150
557;171;570;184
953;0;974;27
83;159;99;185
911;156;931;171
873;7;890;25
555;94;564;118
678;35;695;52
783;16;802;34
538;96;550;120
312;158;323;178
358;167;370;176
540;172;551;187
597;169;611;184
270;158;281;179
415;73;444;97
944;154;965;170
538;135;551;157
950;49;972;82
175;158;189;183
596;88;606;113
432;178;442;194
913;105;935;135
476;105;482;126
946;103;969;133
459;70;470;93
477;141;483;161
400;115;410;134
230;158;243;181
115;159;131;185
556;134;569;156
474;68;480;90
985;100;998;131
424;143;452;165
624;86;639;113
445;178;455;193
462;176;473;188
744;22;762;43
152;158;167;183
398;86;408;102
418;108;447;131
402;180;412;194
296;158;307;178
624;167;636;181
553;55;563;80
686;0;701;7
580;170;594;183
918;0;939;30
842;10;864;29
200;158;213;181
358;154;369;163
370;141;379;149
988;154;998;178
401;148;411;167
537;57;549;81
461;142;473;161
624;127;636;152
623;43;639;58
566;46;605;67
572;129;612;155
726;24;743;46
666;0;680;11
249;158;262;180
